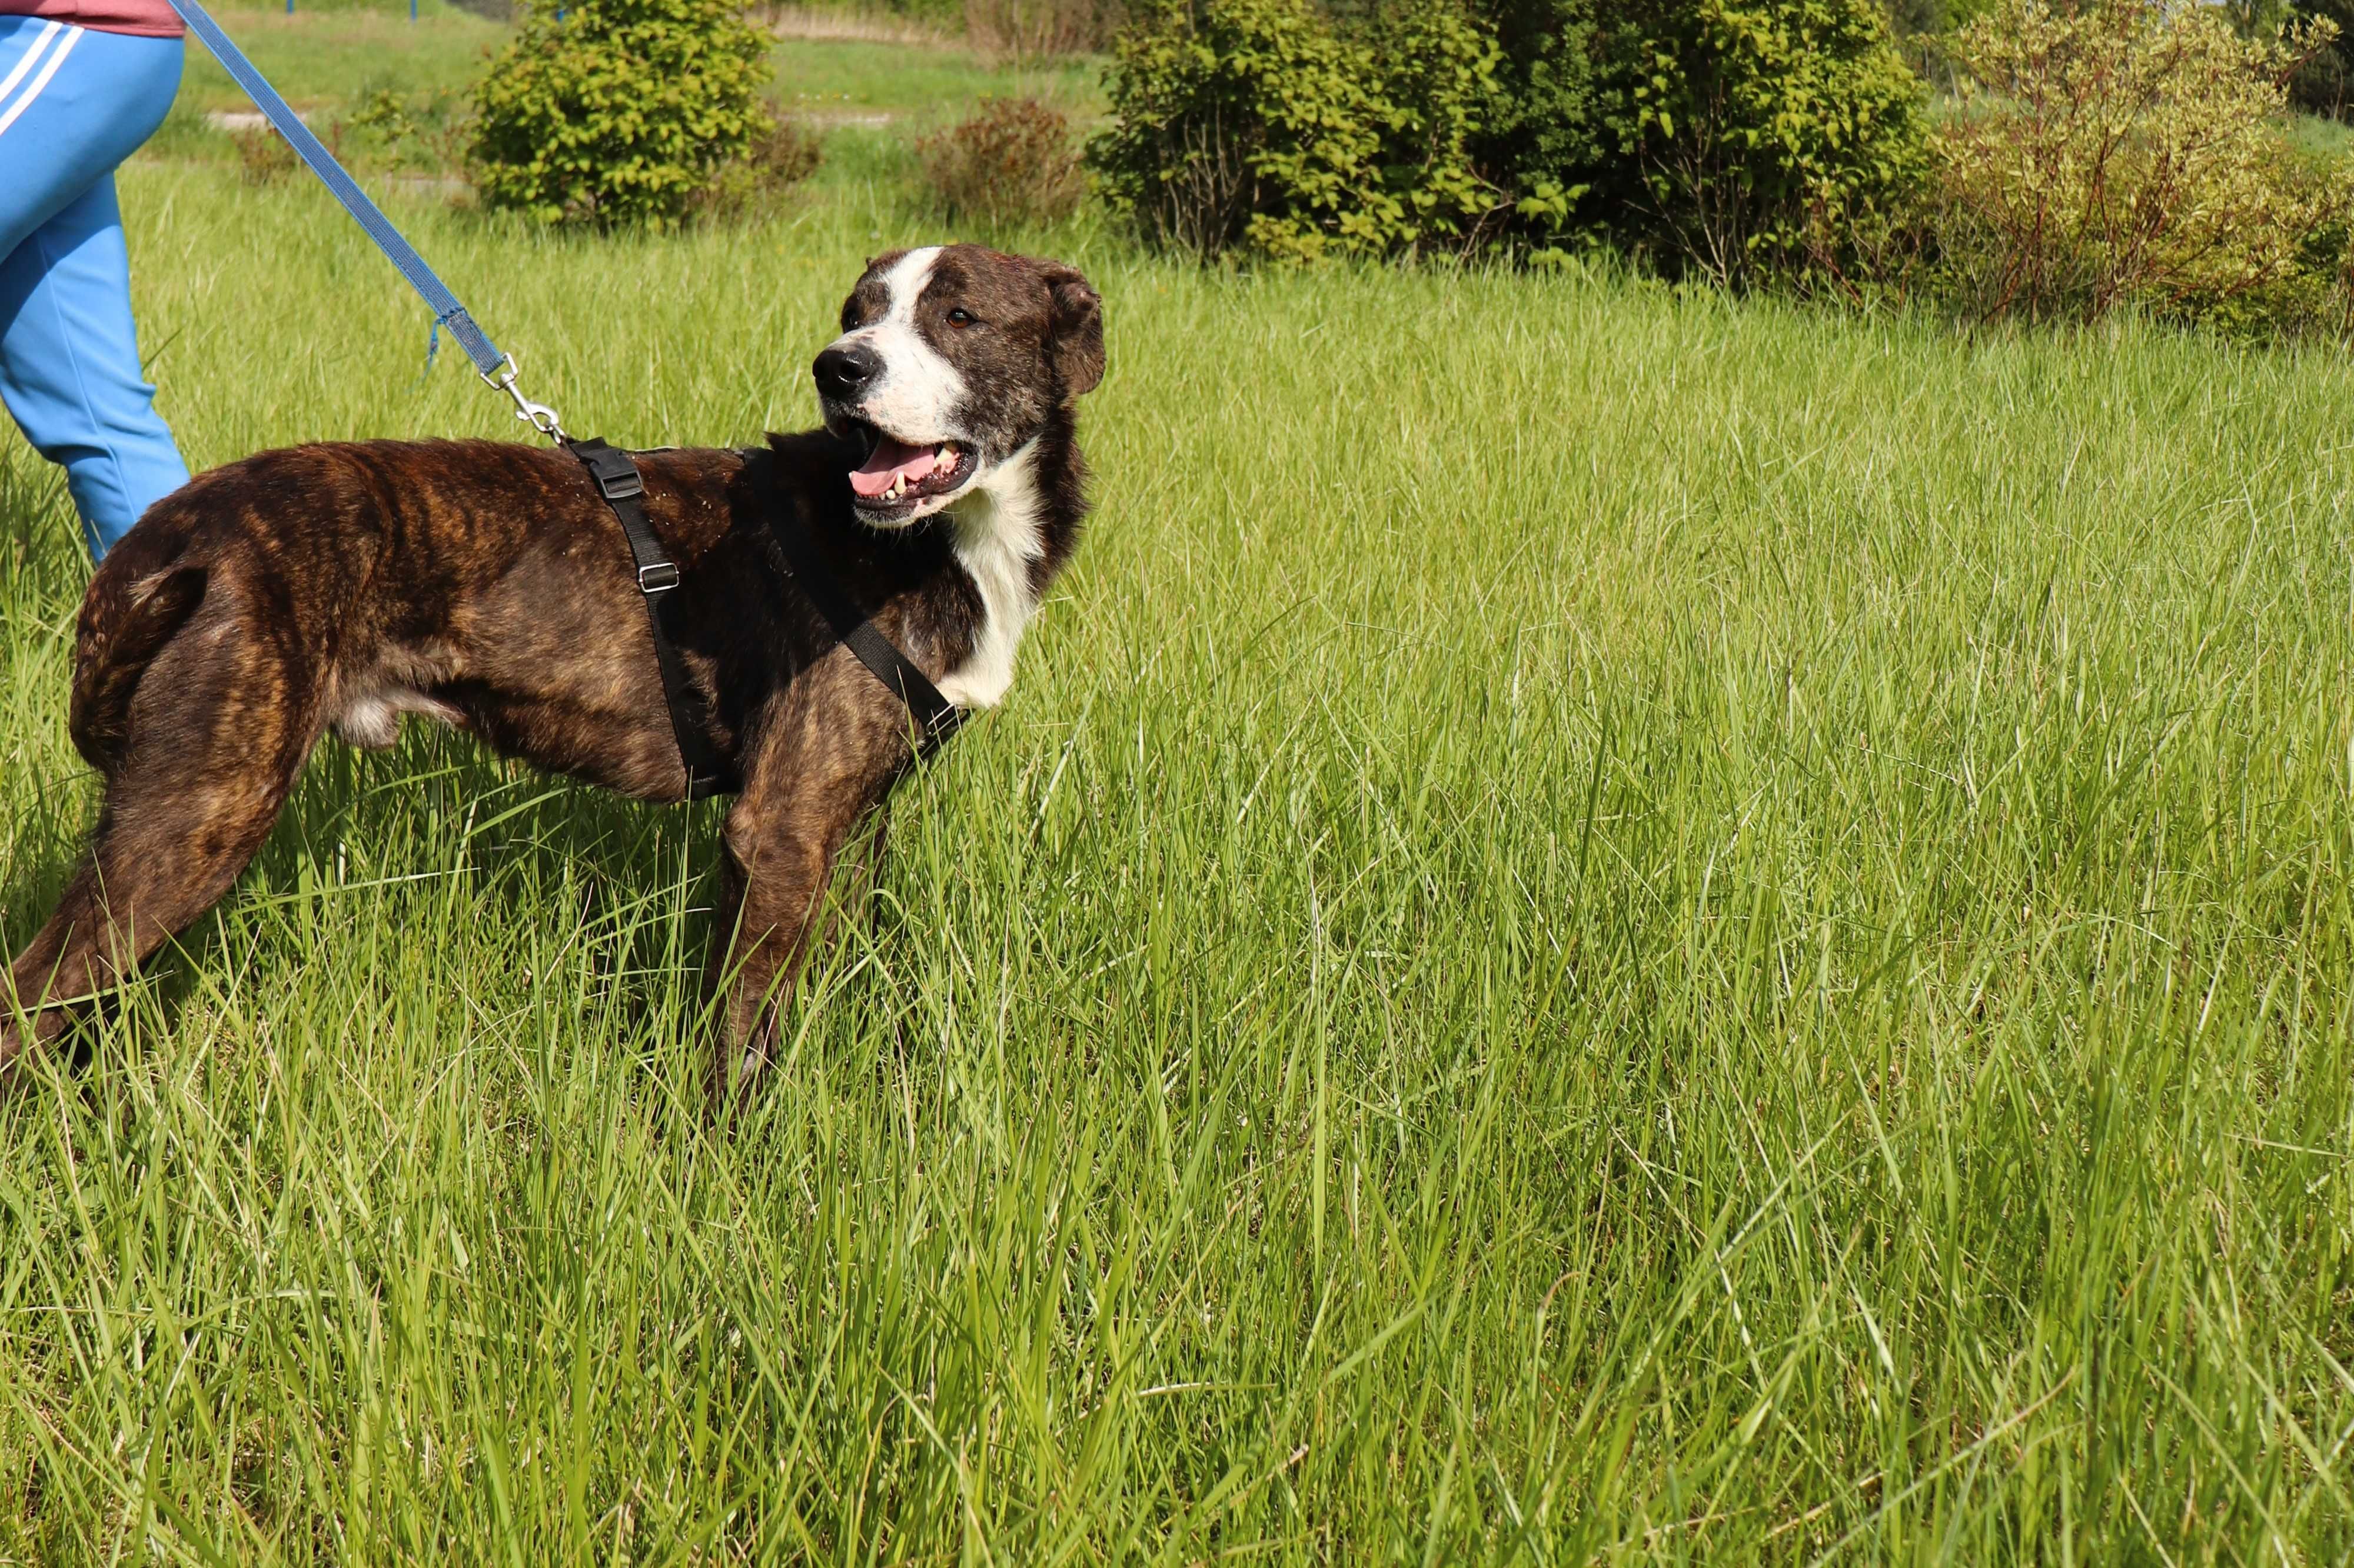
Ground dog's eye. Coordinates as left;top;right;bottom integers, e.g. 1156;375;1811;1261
946;308;977;328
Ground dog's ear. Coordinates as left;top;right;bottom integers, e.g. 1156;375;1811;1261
1042;265;1104;398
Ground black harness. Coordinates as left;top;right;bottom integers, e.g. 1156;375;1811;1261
567;438;965;800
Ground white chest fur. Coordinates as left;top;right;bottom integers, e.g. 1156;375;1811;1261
936;441;1046;710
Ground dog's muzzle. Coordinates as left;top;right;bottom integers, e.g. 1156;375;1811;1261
813;343;882;403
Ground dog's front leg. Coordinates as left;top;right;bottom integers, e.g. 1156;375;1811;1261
709;790;886;1103
708;661;907;1104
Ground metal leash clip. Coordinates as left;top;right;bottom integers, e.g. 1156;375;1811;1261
483;352;568;444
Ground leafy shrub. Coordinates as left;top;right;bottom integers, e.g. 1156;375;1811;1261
469;0;773;229
963;0;1122;59
1584;0;1930;283
349;87;473;175
744;114;824;191
231;124;298;185
2284;0;2354;116
1088;0;1499;262
1090;0;1381;259
1930;1;2351;332
1468;0;1604;246
1092;0;1927;277
918;98;1085;226
693;111;824;219
1369;0;1510;250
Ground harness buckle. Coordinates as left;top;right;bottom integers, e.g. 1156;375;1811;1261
594;467;645;502
637;562;681;594
481;352;568;444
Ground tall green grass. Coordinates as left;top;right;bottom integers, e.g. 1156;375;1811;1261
3;157;2352;1562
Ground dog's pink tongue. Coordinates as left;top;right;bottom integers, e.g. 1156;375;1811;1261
850;436;939;498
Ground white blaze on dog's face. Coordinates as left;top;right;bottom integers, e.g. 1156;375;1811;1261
827;248;964;463
812;244;1105;528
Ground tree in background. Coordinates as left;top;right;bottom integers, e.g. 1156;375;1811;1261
471;0;772;228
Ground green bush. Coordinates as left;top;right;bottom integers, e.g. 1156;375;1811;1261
692;112;824;222
1089;0;1385;261
2288;0;2354;118
919;97;1086;226
1585;0;1930;282
1092;0;1928;279
1929;0;2353;336
1369;0;1508;250
1088;0;1499;262
231;124;299;186
1467;0;1604;245
469;0;773;229
349;87;473;176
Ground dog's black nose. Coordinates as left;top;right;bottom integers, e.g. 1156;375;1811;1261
814;343;883;401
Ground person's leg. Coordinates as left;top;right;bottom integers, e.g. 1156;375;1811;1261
0;177;190;557
0;20;187;559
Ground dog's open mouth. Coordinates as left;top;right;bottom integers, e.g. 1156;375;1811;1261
847;423;972;512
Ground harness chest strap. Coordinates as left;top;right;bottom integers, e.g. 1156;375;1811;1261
756;482;967;764
567;440;967;800
568;438;736;799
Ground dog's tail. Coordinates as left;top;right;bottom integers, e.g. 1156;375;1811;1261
69;562;209;776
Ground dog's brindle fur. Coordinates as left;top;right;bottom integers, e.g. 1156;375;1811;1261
1;245;1102;1094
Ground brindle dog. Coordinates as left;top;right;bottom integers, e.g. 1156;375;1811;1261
3;245;1103;1095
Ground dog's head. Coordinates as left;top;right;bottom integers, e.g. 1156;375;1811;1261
813;244;1105;527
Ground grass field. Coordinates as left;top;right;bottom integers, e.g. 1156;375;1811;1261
4;19;2354;1564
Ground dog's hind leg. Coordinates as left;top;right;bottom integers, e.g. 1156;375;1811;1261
1;581;324;1077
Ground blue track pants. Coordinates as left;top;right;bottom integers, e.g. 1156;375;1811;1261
0;16;187;561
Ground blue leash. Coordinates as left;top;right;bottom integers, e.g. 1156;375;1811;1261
165;0;567;437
